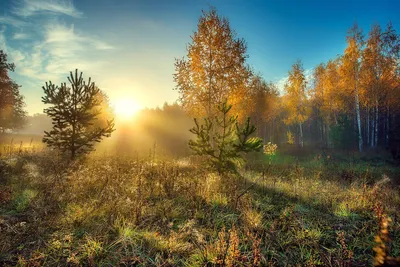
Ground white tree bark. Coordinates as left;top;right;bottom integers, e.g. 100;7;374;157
299;122;304;148
374;99;378;147
355;90;363;152
371;107;375;148
367;106;370;147
385;107;389;149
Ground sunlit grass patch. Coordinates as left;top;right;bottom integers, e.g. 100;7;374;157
12;188;37;212
82;236;104;260
63;203;87;225
294;227;323;244
113;218;137;241
243;207;263;229
210;193;229;208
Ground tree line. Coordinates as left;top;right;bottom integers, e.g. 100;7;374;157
174;8;400;155
1;7;400;160
0;50;26;133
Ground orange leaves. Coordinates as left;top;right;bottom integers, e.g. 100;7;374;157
284;60;310;126
311;59;345;124
174;7;251;118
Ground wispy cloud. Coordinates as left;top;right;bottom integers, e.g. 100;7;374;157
275;76;288;94
304;68;314;89
12;0;83;18
0;26;8;51
40;23;113;78
45;24;113;51
12;32;30;39
5;22;113;83
274;68;314;94
2;0;113;86
0;15;27;27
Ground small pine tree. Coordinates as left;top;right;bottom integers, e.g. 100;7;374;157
189;101;263;173
42;69;115;159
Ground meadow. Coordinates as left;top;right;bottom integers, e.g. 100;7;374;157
0;136;399;266
1;0;400;266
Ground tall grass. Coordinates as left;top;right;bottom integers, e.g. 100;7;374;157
0;146;399;266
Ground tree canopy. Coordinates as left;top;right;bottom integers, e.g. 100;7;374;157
0;50;26;133
174;7;252;121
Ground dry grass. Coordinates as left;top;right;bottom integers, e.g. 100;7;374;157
0;144;399;266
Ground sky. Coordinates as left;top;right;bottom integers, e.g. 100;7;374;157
0;0;399;115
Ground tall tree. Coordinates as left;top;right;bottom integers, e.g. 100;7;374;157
174;7;252;120
283;60;309;147
324;58;344;126
339;24;364;152
311;63;328;145
0;50;26;133
248;75;279;141
361;24;387;148
381;22;400;150
42;69;115;159
311;59;344;147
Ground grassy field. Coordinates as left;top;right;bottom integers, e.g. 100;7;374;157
0;134;45;158
0;139;399;266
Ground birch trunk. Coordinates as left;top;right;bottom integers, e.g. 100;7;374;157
367;106;370;147
385;107;389;149
371;108;375;148
334;112;338;126
326;123;330;148
374;99;378;147
299;122;304;148
271;119;275;143
355;90;363;152
321;120;324;145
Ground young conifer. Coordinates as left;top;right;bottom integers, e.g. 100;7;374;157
42;69;114;159
189;101;262;173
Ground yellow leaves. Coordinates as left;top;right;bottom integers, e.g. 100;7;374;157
359;23;399;110
311;60;345;123
340;26;363;91
263;142;277;156
287;131;294;145
174;7;251;118
283;60;310;127
228;85;254;122
372;200;397;267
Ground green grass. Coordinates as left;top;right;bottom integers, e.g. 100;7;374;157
0;148;399;266
12;189;37;212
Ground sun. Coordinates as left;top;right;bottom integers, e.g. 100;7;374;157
113;99;141;120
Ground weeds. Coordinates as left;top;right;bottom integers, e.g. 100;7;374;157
0;147;399;266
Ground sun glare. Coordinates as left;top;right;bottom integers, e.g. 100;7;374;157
113;99;141;120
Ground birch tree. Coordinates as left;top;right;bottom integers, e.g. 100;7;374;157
339;24;364;152
284;60;309;147
174;7;252;120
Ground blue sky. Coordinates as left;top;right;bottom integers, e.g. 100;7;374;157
0;0;399;114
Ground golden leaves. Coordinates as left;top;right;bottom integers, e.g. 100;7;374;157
174;7;251;118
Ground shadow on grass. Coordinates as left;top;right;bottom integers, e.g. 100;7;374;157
0;154;385;266
239;173;378;265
